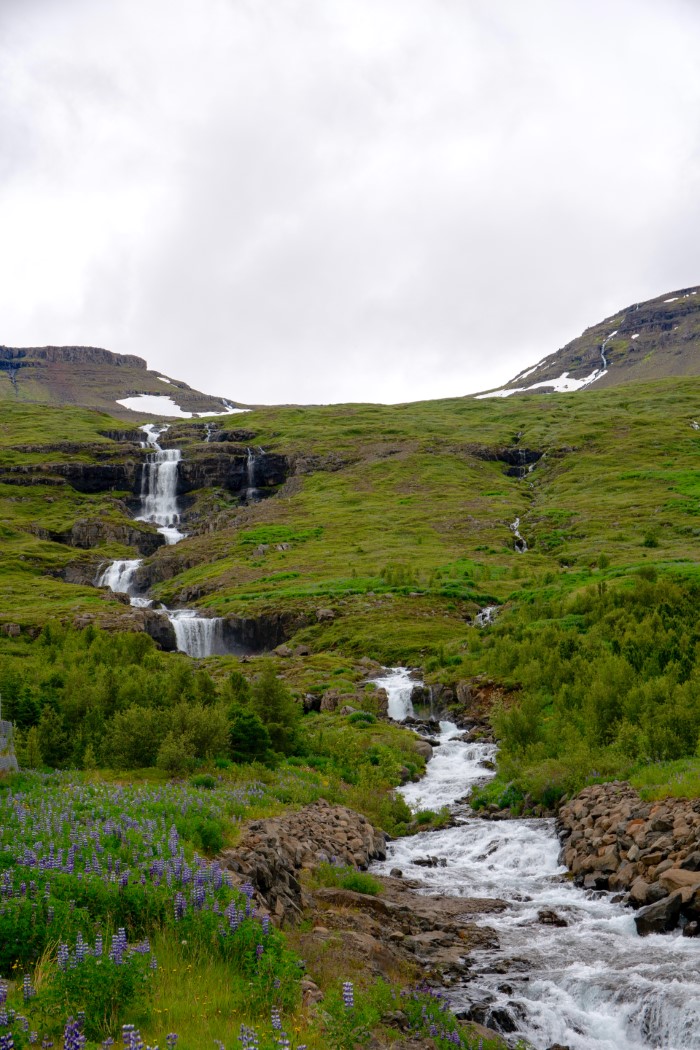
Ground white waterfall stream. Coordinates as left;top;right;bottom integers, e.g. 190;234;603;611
97;422;225;658
372;669;700;1050
136;424;185;545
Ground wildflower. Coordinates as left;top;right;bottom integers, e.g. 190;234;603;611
22;976;35;1003
236;1025;259;1049
255;944;264;960
271;1008;282;1031
63;1018;85;1050
165;1035;177;1050
342;981;354;1010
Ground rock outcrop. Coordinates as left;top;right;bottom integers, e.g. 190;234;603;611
40;518;163;555
558;781;700;934
177;449;289;497
220;799;387;923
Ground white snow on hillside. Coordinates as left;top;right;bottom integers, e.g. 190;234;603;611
476;367;606;400
115;394;251;417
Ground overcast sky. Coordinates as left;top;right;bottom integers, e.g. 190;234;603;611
2;0;700;405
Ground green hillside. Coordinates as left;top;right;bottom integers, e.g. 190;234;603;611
3;376;700;1045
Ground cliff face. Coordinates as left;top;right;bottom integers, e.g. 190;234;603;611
0;346;147;368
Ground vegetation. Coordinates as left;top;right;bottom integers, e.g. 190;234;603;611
5;371;700;1041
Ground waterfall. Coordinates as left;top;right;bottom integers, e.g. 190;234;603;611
511;516;527;552
136;424;184;544
98;422;236;656
245;447;258;501
372;667;415;720
98;559;142;595
167;610;226;658
600;328;618;370
475;605;497;627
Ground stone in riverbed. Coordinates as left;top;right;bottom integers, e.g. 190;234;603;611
634;891;682;936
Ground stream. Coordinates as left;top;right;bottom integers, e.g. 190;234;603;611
371;669;700;1050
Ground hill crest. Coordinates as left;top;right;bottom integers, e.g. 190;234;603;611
477;285;700;398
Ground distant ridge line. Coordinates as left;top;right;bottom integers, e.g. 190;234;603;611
0;346;147;368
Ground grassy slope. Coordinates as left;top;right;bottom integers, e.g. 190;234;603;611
2;379;700;643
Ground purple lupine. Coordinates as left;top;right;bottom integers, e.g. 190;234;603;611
57;943;70;970
255;944;264;960
165;1034;177;1050
236;1027;258;1050
21;975;34;1003
342;981;354;1010
0;1032;14;1050
261;915;270;936
63;1017;85;1050
0;983;6;1007
271;1008;282;1031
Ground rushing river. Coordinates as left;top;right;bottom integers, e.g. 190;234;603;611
371;668;700;1050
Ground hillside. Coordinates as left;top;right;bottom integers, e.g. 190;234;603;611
478;284;700;397
3;374;700;677
4;376;700;1046
0;344;249;418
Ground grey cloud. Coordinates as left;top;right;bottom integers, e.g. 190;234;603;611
1;0;700;404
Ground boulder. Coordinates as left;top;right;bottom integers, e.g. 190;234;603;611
634;892;682;936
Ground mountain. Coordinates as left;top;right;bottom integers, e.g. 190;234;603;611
477;284;700;398
0;344;248;419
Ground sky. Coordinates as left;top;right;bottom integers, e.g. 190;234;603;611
2;0;700;406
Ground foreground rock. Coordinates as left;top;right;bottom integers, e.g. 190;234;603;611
220;799;387;923
558;781;700;933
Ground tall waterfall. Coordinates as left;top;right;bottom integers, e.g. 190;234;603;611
245;447;258;501
97;422;233;658
136;424;184;544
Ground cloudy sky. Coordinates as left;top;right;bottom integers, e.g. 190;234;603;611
2;0;700;405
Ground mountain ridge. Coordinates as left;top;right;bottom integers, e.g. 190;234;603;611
0;343;248;419
477;284;700;398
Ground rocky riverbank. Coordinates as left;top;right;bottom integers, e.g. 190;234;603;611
558;781;700;935
219;799;508;1045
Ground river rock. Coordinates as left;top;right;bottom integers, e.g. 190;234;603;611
558;781;700;932
634;892;683;936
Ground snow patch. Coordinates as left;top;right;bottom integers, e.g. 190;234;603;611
116;394;251;418
156;376;171;384
476;368;605;399
512;359;546;383
664;297;679;303
631;334;640;339
116;394;192;417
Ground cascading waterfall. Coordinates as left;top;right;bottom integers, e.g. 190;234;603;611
510;516;527;552
372;668;700;1050
98;559;141;595
373;667;416;721
96;421;229;658
136;424;184;545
